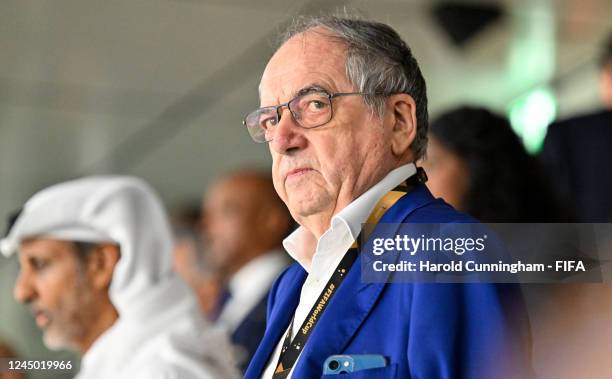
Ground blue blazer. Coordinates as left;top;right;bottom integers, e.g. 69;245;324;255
245;185;531;379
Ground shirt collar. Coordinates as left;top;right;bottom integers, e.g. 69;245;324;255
227;249;287;297
283;163;417;270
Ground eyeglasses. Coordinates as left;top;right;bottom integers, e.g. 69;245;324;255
242;90;374;143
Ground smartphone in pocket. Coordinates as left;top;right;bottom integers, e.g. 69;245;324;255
323;354;387;375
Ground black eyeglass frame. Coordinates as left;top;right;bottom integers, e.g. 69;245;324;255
242;91;381;143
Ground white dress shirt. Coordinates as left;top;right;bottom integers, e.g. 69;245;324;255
217;250;288;333
261;163;417;379
77;277;240;379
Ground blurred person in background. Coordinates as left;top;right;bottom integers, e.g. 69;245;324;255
536;31;612;379
539;31;612;222
0;339;26;379
422;106;612;378
173;230;223;317
421;105;568;222
1;176;239;379
170;204;221;316
201;170;291;373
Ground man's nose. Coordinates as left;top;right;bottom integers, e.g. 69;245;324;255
269;108;307;155
13;271;35;304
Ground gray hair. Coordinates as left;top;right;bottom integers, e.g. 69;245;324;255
280;16;429;159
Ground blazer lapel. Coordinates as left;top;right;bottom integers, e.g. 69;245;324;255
291;184;438;378
292;253;387;378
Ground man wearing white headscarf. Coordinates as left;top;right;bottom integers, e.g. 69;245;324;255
1;176;240;379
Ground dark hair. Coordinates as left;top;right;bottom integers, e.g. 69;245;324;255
281;16;429;159
429;106;571;222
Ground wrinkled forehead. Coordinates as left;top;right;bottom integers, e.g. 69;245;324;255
259;30;351;106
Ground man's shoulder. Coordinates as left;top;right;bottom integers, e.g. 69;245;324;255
392;185;477;224
548;109;612;135
543;109;612;163
407;200;476;223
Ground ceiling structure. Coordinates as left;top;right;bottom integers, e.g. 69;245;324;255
1;0;611;222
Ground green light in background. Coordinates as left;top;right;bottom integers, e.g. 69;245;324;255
508;86;557;154
504;1;557;154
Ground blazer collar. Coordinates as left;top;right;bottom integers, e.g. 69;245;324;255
293;184;437;377
244;265;306;378
247;184;437;378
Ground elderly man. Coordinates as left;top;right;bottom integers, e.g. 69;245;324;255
1;176;239;379
242;17;531;378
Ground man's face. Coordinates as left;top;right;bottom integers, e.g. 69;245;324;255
259;30;395;224
14;239;95;351
203;178;260;270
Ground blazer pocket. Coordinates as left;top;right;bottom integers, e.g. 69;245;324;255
320;363;398;379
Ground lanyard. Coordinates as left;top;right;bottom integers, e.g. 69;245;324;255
272;168;427;378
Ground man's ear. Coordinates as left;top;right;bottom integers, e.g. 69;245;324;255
387;93;418;160
87;244;120;290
